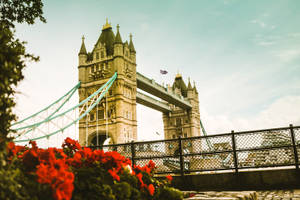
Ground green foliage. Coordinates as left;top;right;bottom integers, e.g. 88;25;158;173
113;182;131;200
0;1;46;199
72;164;115;200
0;0;46;28
0;0;45;150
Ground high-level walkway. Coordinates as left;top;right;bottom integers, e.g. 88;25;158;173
136;72;192;112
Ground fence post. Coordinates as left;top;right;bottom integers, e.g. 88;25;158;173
231;130;238;173
178;136;184;177
290;124;299;170
131;141;135;167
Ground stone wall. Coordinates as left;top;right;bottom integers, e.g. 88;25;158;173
168;169;300;191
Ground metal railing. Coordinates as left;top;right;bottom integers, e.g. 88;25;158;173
89;124;300;176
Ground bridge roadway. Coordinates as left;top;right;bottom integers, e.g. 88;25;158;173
136;72;192;112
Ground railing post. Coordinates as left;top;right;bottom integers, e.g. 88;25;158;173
131;141;136;167
178;136;184;177
290;124;299;170
231;130;238;173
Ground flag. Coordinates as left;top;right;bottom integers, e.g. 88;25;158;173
160;69;168;75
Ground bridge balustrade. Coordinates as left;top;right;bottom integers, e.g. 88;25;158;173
90;124;300;176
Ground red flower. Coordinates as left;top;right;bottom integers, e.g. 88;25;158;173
108;169;120;181
136;173;146;188
62;137;81;152
166;175;173;182
147;160;156;170
148;184;155;196
7;142;26;160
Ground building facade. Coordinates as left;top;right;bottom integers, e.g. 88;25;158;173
78;20;137;146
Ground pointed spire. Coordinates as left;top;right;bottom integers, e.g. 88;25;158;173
114;24;122;44
193;81;198;93
187;77;192;90
129;33;136;53
175;70;182;79
102;18;112;30
124;40;129;47
79;35;87;55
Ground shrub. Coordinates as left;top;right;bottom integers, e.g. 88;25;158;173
1;138;183;200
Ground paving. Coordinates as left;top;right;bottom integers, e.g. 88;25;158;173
183;189;300;200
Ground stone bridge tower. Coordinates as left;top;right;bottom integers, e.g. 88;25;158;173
163;73;201;151
78;20;137;146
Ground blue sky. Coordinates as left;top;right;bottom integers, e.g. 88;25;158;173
14;0;300;141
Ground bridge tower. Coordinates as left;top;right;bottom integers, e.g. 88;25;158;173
77;20;137;146
163;73;201;148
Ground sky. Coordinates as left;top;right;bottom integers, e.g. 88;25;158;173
14;0;300;142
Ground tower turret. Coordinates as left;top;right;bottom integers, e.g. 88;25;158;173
78;36;87;66
193;81;198;96
129;33;136;63
172;73;187;97
114;24;123;57
78;36;88;83
187;77;193;98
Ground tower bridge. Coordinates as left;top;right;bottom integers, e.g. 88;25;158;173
10;20;201;150
77;20;200;146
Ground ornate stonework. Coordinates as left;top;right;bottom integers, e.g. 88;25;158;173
78;21;137;146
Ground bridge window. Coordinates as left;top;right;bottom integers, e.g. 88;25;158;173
98;110;104;119
176;118;182;126
172;134;176;139
90;113;94;121
96;52;99;60
184;133;187;138
101;51;104;58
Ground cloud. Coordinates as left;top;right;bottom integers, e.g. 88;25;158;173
201;95;300;134
258;41;275;46
256;96;300;127
137;105;164;141
250;19;266;28
288;33;300;38
250;19;276;30
276;49;300;62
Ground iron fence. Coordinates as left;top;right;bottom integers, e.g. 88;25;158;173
90;124;300;175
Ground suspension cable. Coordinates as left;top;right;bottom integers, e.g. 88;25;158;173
96;93;99;146
106;92;108;140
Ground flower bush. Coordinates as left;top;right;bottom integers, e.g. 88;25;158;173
1;138;183;200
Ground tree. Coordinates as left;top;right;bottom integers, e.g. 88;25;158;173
0;0;46;150
0;1;46;198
